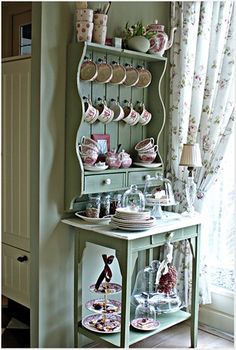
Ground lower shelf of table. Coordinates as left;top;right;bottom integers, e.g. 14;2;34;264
78;310;191;347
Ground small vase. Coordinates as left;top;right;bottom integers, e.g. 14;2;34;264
127;36;150;53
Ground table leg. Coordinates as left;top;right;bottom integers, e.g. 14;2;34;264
116;242;135;348
190;225;201;348
75;234;86;348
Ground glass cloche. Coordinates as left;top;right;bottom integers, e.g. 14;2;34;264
144;173;177;218
131;259;182;314
122;184;145;211
134;292;156;321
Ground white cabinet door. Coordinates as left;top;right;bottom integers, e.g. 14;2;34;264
2;243;30;308
2;58;31;251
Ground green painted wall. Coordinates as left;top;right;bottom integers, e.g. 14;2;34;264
33;1;170;347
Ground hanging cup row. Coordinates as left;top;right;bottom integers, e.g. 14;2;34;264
83;97;152;126
80;58;152;88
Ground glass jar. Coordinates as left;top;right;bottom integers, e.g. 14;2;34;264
100;194;111;218
122;184;145;211
134;292;156;321
110;193;122;215
86;194;101;218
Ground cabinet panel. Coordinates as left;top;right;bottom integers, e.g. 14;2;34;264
84;173;126;193
2;58;31;251
128;170;160;186
2;243;30;308
65;43;167;210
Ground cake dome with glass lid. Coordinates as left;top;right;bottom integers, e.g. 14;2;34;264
131;242;182;314
144;173;177;218
122;184;145;211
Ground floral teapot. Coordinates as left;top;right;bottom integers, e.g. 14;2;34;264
147;20;177;56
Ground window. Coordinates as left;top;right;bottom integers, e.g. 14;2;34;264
20;23;31;55
204;129;235;292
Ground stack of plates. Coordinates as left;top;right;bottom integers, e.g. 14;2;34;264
110;208;156;231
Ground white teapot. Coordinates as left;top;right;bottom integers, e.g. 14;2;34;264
147;20;177;57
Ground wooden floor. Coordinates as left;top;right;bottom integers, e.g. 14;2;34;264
85;321;234;348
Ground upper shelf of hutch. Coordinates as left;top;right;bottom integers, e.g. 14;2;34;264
80;42;167;62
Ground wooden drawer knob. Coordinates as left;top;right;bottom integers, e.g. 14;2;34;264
17;255;28;262
104;178;111;185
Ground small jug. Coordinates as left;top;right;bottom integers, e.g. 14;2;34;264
147;20;176;57
120;150;132;168
106;149;122;169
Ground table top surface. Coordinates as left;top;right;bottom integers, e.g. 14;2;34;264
62;212;202;241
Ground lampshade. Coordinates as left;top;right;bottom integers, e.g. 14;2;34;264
179;143;202;167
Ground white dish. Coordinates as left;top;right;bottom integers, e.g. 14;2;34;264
89;282;122;294
75;212;112;223
82;314;121;333
110;223;155;231
85;298;121;314
133;162;162;168
131;318;160;331
84;164;108;171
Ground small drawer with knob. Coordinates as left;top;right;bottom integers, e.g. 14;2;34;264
128;170;160;186
2;243;30;308
84;173;126;193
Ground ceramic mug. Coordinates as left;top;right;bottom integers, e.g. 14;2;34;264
81;136;100;152
83;99;99;124
80;152;98;165
109;100;125;121
136;103;152;125
76;21;94;42
78;144;99;156
92;24;107;45
123;104;140;125
138;144;158;154
76;9;93;22
96;100;114;124
93;13;108;26
138;151;156;164
135;137;155;151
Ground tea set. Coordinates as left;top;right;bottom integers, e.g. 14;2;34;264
83;97;152;126
78;136;158;171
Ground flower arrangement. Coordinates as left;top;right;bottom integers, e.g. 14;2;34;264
123;21;155;41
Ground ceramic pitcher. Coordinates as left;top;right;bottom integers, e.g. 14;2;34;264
147;19;176;56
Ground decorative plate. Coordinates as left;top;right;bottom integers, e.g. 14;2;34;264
85;298;121;314
84;164;108;171
110;224;155;232
133;162;162;168
82;314;121;333
135;68;152;88
89;282;122;294
123;66;139;87
110;64;126;85
75;212;112;223
95;63;113;83
131;318;160;331
80;61;98;81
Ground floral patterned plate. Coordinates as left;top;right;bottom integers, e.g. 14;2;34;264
89;282;122;294
131;318;160;331
85;298;121;314
82;314;121;333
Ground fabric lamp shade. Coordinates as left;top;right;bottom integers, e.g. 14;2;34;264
179;143;202;167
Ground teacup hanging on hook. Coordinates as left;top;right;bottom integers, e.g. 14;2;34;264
123;64;139;87
80;57;98;82
110;61;126;85
95;58;113;83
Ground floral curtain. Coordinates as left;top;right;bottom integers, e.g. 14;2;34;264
166;1;235;306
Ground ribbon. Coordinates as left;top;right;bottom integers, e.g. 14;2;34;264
95;254;114;290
